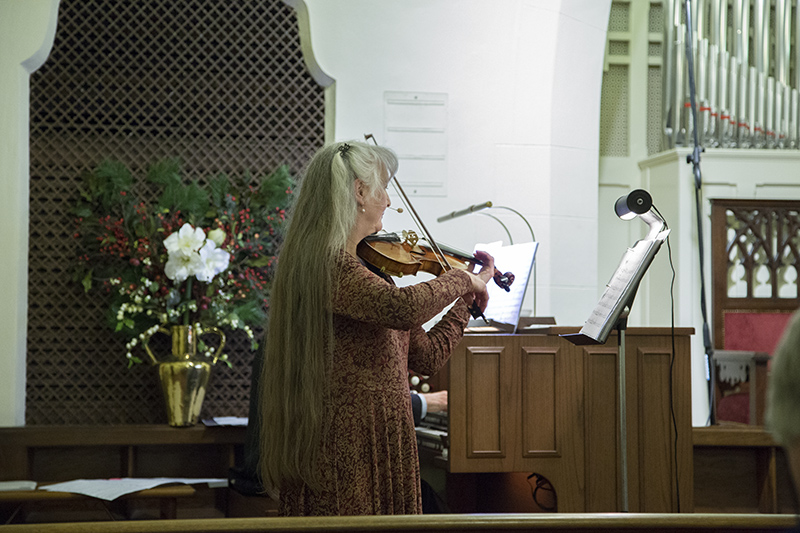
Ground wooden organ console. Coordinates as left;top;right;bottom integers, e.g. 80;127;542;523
415;326;694;514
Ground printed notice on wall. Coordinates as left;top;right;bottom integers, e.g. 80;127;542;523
383;91;448;197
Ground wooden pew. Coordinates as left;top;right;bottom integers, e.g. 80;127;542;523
0;425;245;522
0;485;196;523
0;513;796;533
693;426;797;513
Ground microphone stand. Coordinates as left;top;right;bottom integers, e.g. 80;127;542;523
436;202;540;320
438;203;539;318
476;212;514;245
683;0;716;424
617;305;631;512
614;273;644;513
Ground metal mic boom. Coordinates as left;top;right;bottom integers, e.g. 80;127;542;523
436;201;493;222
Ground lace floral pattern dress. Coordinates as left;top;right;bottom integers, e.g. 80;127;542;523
279;251;472;516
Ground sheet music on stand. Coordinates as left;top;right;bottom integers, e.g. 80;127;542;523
466;240;537;332
563;228;670;345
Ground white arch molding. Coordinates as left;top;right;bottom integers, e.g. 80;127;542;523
281;0;337;143
0;0;61;427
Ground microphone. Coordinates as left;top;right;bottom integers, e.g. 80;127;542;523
436;201;492;222
387;207;403;213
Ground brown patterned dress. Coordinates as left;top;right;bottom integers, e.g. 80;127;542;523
279;251;473;515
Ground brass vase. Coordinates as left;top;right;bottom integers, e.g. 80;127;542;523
143;324;226;427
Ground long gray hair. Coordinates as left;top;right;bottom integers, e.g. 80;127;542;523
258;141;398;491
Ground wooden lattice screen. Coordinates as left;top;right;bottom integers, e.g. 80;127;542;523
710;198;800;350
27;0;326;424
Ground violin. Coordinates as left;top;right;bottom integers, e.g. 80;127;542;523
357;231;514;292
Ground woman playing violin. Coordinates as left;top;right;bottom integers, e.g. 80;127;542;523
258;140;494;516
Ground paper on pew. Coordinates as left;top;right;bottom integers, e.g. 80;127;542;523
0;480;37;491
202;416;248;426
39;477;227;501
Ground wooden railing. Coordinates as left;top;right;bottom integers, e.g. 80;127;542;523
1;513;797;533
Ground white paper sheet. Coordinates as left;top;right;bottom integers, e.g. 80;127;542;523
39;477;227;501
473;241;538;328
204;416;248;426
0;480;37;491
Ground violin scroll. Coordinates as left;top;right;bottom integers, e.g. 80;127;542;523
494;271;515;292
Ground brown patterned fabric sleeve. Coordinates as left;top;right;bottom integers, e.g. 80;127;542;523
407;298;471;376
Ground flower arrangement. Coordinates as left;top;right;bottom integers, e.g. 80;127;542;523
72;159;294;367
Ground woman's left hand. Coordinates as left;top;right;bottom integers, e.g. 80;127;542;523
463;250;494;313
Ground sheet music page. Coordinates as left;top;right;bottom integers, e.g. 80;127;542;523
39;477;227;501
473;241;538;328
579;229;668;342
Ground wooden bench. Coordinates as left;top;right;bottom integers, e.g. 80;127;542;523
0;513;797;533
693;426;795;514
0;425;246;522
1;484;197;524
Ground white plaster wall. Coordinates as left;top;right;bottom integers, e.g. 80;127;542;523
0;0;60;427
300;0;611;323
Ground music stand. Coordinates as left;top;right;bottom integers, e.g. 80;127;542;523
562;189;669;512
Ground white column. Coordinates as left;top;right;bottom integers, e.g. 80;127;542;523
0;0;60;427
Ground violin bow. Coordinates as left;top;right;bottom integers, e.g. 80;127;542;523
364;134;488;323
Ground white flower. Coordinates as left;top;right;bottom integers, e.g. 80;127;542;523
164;250;204;283
195;241;231;282
163;224;230;283
163;223;206;258
207;228;226;247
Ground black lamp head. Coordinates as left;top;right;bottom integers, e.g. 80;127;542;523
615;189;653;220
